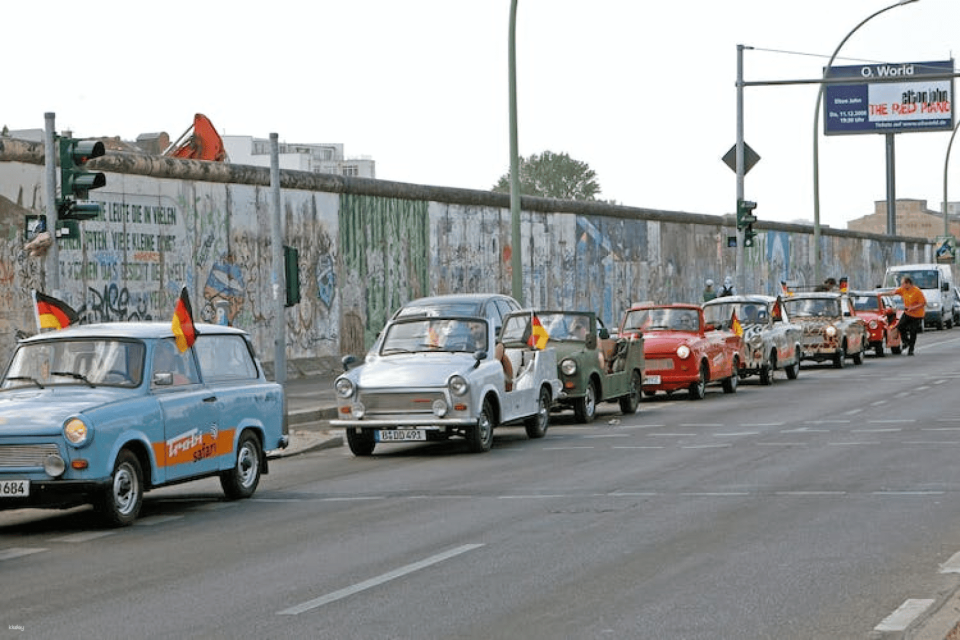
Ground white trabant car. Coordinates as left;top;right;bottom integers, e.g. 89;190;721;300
332;314;560;455
0;323;287;526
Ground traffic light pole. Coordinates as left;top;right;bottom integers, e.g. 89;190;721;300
43;112;59;293
735;45;746;293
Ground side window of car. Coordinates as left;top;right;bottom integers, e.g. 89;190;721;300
153;339;200;386
195;335;259;382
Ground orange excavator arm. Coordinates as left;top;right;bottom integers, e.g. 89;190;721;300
164;113;227;162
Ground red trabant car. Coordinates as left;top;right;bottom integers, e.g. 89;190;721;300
849;290;903;356
619;303;742;400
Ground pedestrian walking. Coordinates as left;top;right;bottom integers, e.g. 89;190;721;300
718;276;736;297
889;275;926;356
702;279;717;302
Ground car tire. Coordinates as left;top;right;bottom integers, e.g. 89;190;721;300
689;363;707;400
220;431;262;500
346;428;376;456
524;387;551;439
759;356;774;386
619;370;641;415
574;380;598;423
785;347;800;380
96;449;143;527
467;397;495;453
833;346;846;369
721;358;739;394
875;342;885;357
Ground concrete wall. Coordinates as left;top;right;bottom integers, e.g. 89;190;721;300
0;136;936;369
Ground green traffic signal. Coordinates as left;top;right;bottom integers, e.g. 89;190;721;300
736;199;757;230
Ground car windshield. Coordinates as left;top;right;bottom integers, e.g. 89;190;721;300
622;308;699;332
536;312;592;343
380;317;488;354
2;339;145;389
782;297;841;318
851;295;880;311
704;302;766;327
396;302;481;318
884;270;939;289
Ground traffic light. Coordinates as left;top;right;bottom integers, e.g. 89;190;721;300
283;245;301;307
737;199;758;248
57;137;105;221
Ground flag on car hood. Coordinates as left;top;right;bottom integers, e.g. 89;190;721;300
34;291;79;331
172;287;198;352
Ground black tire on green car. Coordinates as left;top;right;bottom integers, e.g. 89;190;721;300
573;380;598;423
619;370;641;415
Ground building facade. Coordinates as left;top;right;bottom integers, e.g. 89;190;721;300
847;198;960;240
223;136;375;179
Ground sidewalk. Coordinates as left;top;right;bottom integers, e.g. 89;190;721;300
266;359;346;459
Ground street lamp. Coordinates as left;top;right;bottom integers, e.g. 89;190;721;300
812;0;919;284
943;118;960;238
508;0;523;304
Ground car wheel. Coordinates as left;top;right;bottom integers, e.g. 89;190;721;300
619;370;641;415
759;353;774;385
689;363;707;400
96;449;143;527
852;343;864;365
220;431;262;500
891;345;902;355
833;345;846;369
785;347;800;380
573;380;598;423
875;342;885;357
346;428;376;456
525;387;551;439
467;397;495;453
721;358;739;393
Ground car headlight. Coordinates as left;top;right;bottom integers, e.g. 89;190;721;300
868;320;879;329
351;402;366;419
676;345;691;359
335;378;355;398
825;325;837;337
449;375;469;396
432;399;448;417
930;302;940;309
63;418;89;447
44;454;66;477
561;359;577;376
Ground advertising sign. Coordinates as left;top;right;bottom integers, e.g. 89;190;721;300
824;60;954;135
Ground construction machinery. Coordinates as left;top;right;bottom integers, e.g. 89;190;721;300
163;113;227;162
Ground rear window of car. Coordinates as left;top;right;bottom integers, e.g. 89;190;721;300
396;302;482;318
195;335;259;382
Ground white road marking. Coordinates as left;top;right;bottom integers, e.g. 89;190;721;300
612;446;664;450
51;531;116;543
0;547;47;561
868;419;915;424
582;434;631;439
741;422;785;427
874;599;934;632
852;428;901;433
756;442;806;446
277;544;485;615
682;492;750;497
775;491;846;496
939;551;960;573
648;433;695;437
873;491;944;496
682;444;732;449
320;496;385;502
714;432;760;437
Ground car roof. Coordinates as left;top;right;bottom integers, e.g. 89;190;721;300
394;293;518;316
703;294;774;305
19;322;247;343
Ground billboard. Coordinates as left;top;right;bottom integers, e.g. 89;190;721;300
824;60;954;136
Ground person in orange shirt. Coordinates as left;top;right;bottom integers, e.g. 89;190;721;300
890;275;926;356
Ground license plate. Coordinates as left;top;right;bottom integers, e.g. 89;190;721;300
644;375;661;385
0;480;29;497
376;429;426;442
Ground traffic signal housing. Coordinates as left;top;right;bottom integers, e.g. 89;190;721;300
284;245;301;307
737;199;758;248
58;137;106;220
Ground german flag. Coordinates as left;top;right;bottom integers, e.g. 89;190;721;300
172;287;198;353
771;298;783;321
35;291;79;331
839;277;848;294
528;315;550;350
731;310;743;338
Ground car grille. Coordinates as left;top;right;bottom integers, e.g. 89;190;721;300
0;444;60;468
360;392;446;414
644;358;674;371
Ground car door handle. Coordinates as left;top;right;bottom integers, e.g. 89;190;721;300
203;395;218;403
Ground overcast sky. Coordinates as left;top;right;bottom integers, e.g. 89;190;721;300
7;0;960;229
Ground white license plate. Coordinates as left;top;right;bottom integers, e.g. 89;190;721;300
643;375;661;385
0;480;29;497
376;429;427;442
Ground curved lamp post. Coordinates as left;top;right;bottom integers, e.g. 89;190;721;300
943;119;960;237
812;0;919;284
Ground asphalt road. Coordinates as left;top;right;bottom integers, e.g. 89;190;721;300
4;331;960;639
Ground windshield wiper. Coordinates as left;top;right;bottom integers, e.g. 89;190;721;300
51;371;96;387
5;376;44;389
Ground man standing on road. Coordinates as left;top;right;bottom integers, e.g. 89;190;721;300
889;275;926;356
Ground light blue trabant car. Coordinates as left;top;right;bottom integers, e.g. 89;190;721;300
332;314;561;455
0;323;287;526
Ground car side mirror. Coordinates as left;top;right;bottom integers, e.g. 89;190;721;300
153;372;174;386
598;327;610;340
704;323;715;331
474;351;487;368
341;354;358;371
943;283;950;292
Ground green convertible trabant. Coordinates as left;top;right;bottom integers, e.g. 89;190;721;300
500;310;644;423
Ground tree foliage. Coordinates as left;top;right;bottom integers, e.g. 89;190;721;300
493;150;601;201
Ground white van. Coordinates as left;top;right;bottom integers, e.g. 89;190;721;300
882;263;957;329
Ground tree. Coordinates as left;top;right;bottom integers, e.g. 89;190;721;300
493;150;602;201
